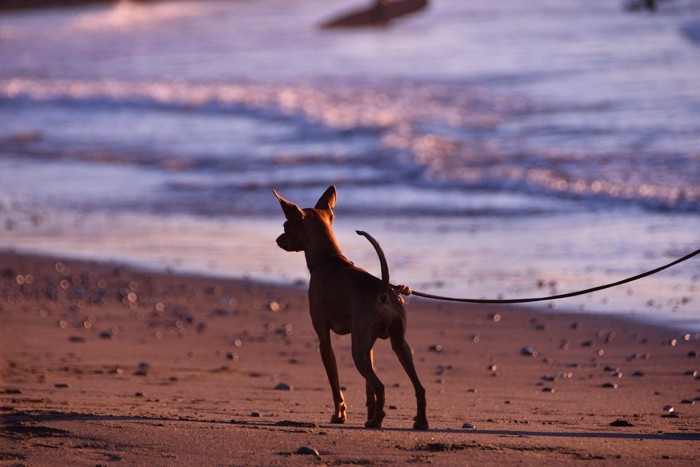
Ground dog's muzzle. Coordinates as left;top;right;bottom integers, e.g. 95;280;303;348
276;233;301;252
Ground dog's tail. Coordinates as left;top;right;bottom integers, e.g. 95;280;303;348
356;230;390;292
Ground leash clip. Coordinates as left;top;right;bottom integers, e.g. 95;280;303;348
393;284;413;296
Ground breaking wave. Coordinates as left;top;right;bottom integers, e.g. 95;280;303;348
1;76;698;215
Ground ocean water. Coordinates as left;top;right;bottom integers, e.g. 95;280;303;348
1;0;699;329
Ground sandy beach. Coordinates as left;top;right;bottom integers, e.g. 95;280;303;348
1;249;698;465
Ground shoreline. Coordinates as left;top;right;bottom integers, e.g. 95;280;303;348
2;238;697;334
2;249;699;464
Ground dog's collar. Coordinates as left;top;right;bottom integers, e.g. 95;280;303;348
308;252;352;273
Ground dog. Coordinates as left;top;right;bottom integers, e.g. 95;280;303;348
274;185;428;429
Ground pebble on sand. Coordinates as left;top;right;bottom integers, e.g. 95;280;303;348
602;382;619;389
295;446;321;458
134;361;151;376
436;364;452;375
274;382;293;391
462;422;475;429
609;419;634;427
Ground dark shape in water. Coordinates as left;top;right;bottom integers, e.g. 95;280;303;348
321;0;428;29
624;0;657;12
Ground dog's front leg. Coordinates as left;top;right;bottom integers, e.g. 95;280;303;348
317;330;347;423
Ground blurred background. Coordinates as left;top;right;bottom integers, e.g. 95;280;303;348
0;0;698;328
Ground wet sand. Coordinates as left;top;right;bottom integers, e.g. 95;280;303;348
1;249;699;465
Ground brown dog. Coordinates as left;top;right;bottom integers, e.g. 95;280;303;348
274;185;428;429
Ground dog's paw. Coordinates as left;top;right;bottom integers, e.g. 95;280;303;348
330;415;346;424
412;418;429;430
364;410;385;429
364;419;382;429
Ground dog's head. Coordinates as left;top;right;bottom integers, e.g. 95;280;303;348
273;185;337;252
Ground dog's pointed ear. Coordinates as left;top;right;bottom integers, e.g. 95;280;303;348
274;190;304;221
315;185;337;211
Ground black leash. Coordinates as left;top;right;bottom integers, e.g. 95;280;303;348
395;247;700;304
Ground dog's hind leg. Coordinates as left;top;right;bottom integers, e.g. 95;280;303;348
365;349;377;421
317;329;347;423
389;321;429;430
352;334;385;428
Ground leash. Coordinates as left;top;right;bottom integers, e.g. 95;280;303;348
393;247;700;304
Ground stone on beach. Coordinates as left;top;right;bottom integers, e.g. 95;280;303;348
610;419;634;427
295;446;321;458
134;362;151;376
